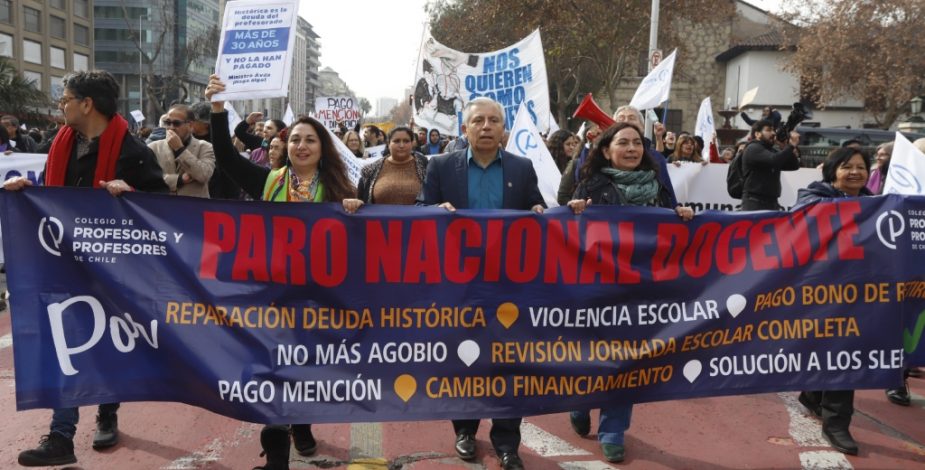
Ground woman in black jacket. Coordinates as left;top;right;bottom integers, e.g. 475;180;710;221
565;123;692;463
342;126;428;212
795;146;871;456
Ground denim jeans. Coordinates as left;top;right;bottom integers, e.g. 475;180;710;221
597;404;633;445
50;403;120;439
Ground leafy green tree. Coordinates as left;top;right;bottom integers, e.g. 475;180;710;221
0;57;51;121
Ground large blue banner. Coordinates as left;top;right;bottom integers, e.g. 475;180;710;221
1;188;922;424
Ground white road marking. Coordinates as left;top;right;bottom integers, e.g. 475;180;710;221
0;334;12;350
520;420;592;457
161;422;258;469
798;451;853;470
559;461;616;469
778;393;853;470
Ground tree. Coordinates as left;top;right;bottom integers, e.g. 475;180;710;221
781;0;925;128
389;100;412;126
358;98;372;117
119;0;220;117
427;0;734;129
0;57;50;122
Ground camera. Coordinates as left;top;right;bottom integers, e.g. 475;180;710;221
776;102;812;142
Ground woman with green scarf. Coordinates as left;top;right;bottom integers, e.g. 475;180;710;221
565;122;692;463
205;75;355;470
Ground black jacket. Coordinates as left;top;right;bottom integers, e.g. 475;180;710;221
795;181;872;208
212;111;269;200
233;119;264;152
61;130;168;192
573;172;673;208
742;139;801;200
11;131;37;153
357;152;429;203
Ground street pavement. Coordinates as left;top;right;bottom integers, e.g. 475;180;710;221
0;276;922;469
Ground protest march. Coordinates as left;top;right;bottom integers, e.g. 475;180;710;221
0;1;923;469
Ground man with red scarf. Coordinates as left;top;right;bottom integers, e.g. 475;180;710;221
4;70;167;467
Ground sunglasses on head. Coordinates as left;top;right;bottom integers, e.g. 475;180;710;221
161;119;188;127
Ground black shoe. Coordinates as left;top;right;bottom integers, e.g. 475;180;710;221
499;452;524;470
909;368;923;378
290;424;317;456
93;412;119;449
18;433;77;466
454;433;476;460
886;386;911;406
569;412;591;437
798;392;821;417
822;426;859;455
256;426;290;470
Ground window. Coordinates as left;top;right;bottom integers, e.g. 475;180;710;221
0;0;12;25
24;6;42;33
73;0;88;18
50;75;65;100
74;24;89;45
50;16;66;39
23;40;42;64
50;0;66;8
0;33;11;57
23;71;43;91
50;46;66;68
73;52;88;71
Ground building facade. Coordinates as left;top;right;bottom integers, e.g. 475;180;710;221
0;0;93;115
94;0;220;125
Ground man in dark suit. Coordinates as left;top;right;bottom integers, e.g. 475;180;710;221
418;97;544;470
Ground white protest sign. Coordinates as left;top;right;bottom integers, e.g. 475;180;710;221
325;127;380;186
413;29;550;136
505;103;560;208
283;104;294;126
629;49;677;110
740;86;759;109
314;97;361;131
0;153;48;264
212;0;298;101
366;145;386;160
883;132;925;195
694;97;715;162
668;163;820;212
224;102;243;135
130;110;145;123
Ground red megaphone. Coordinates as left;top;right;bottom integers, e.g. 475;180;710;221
573;93;615;129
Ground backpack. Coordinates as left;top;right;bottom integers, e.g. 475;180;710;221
726;151;748;199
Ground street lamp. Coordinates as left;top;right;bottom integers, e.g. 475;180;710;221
138;14;147;115
911;96;923;117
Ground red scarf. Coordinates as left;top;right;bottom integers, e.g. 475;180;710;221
45;114;129;188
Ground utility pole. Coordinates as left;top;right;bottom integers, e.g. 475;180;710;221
139;14;145;115
645;0;660;139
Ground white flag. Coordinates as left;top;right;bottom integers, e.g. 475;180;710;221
883;132;925;195
283;105;295;126
325;126;381;186
694;97;715;162
629;49;677;110
505;103;560;207
224;102;242;135
129;109;145;123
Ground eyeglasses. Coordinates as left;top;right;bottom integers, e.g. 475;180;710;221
161;119;189;128
58;95;81;106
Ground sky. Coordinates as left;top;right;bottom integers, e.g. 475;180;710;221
298;0;431;115
298;0;782;116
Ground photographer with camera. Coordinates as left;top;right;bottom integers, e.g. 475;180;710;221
739;118;801;211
